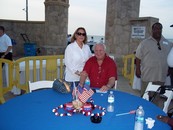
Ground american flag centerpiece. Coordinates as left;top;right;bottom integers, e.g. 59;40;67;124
72;84;94;109
52;84;106;117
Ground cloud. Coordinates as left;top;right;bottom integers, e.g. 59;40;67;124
0;0;173;38
140;0;173;38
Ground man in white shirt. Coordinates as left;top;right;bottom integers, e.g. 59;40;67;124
0;26;13;67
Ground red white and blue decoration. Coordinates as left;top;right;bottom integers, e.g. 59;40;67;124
52;84;106;117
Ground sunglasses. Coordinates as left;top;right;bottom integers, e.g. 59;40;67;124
76;32;86;36
157;42;161;50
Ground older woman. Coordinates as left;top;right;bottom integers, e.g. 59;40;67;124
64;27;92;88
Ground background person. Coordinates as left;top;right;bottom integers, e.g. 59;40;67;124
0;26;13;67
100;38;104;43
157;115;173;129
135;22;173;108
132;51;141;90
79;43;117;92
135;22;173;96
88;36;95;53
90;36;94;43
64;27;92;89
67;34;71;45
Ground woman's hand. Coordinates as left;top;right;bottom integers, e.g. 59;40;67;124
136;68;141;78
75;70;80;76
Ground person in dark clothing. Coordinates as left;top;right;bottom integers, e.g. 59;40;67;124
157;115;173;129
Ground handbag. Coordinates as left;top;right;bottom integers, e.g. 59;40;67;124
52;79;71;93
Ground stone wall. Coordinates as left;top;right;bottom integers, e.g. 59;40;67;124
129;17;159;53
44;0;69;55
0;19;45;57
105;0;140;73
105;0;159;73
0;0;69;57
0;0;160;74
105;0;140;58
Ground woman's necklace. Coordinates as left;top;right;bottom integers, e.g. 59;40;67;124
77;42;83;49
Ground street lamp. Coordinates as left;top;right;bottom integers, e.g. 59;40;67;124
22;0;28;21
26;0;28;21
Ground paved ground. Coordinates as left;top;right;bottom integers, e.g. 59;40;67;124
116;75;173;112
116;74;140;96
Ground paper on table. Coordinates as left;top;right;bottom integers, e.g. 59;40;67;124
146;117;155;129
96;89;107;93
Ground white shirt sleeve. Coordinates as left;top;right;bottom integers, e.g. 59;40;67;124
64;42;92;81
65;44;78;74
167;47;173;67
0;34;12;52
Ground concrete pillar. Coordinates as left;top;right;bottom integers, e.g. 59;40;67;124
44;0;69;55
105;0;140;58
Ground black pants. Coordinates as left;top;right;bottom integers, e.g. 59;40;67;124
169;67;173;86
0;52;13;67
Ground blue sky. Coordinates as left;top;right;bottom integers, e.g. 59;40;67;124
0;0;173;38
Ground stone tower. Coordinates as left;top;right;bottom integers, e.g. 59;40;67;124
105;0;140;58
44;0;69;54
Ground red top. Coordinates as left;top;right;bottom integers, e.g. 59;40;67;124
168;118;173;128
83;55;117;88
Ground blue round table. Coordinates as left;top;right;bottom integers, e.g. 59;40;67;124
0;89;171;130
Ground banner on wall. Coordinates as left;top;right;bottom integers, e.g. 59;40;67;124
131;26;145;39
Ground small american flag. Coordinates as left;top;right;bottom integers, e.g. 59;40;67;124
75;84;94;103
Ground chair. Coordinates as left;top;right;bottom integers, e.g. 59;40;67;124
112;80;118;90
142;82;173;113
28;80;54;93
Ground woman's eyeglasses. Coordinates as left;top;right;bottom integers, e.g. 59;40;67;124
157;42;161;50
76;32;86;36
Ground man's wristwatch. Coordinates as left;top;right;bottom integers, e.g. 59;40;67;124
79;82;84;87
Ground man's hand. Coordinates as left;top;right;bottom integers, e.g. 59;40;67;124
157;115;170;123
135;57;141;78
136;68;141;78
99;85;109;92
1;55;5;58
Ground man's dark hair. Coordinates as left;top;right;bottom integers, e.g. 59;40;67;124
0;26;5;32
152;22;163;30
